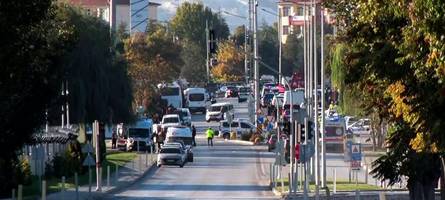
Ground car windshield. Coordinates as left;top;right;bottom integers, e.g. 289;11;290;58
160;148;180;154
160;87;180;96
210;106;221;112
128;128;148;138
189;93;204;101
163;117;179;123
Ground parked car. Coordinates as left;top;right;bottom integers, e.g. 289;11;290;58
173;108;192;127
205;102;235;122
163;141;193;162
157;146;187;168
161;114;182;129
218;119;255;139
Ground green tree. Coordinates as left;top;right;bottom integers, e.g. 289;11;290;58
282;33;304;76
54;5;133;124
231;25;246;47
211;40;245;82
171;2;230;83
326;0;445;198
0;1;75;196
180;40;206;85
258;23;278;77
171;2;230;48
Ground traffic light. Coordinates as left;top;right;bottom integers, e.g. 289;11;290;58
209;29;217;53
297;123;305;143
307;120;314;140
282;121;290;135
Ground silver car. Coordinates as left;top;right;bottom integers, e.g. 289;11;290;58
157;147;187;168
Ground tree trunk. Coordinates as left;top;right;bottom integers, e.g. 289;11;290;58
408;179;437;200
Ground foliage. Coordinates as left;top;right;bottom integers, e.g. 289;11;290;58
19;157;32;186
171;2;230;84
282;33;304;76
124;24;183;112
171;2;230;48
258;23;279;77
180;40;207;85
211;41;245;82
326;0;445;197
0;1;75;196
231;25;246;47
52;5;133;124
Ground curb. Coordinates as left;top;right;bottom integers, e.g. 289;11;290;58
103;160;157;195
225;139;255;145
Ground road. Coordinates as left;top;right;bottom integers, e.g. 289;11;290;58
106;98;279;199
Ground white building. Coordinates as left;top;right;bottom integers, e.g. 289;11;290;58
68;0;160;32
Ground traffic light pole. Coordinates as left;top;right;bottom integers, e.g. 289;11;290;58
253;0;260;126
206;20;210;83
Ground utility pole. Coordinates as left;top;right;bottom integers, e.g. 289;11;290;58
244;25;249;84
313;0;320;198
206;20;210;83
277;5;282;84
253;0;260;126
321;6;327;188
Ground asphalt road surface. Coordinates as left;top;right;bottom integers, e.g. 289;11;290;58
106;98;279;200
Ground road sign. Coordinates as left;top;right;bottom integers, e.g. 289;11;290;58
351;160;361;170
83;153;96;166
82;143;94;153
350;143;362;161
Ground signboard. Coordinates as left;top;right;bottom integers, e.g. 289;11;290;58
82;143;94;153
349;143;362;170
83;153;96;166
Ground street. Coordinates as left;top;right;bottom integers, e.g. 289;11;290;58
105;99;279;199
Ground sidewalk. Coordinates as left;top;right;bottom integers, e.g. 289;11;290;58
46;151;157;200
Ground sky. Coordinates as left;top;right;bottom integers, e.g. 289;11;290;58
151;0;278;32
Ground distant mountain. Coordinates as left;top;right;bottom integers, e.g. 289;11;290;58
152;0;277;32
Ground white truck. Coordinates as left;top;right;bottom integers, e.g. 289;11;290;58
183;87;209;114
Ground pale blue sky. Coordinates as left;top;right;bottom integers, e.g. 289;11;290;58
151;0;278;31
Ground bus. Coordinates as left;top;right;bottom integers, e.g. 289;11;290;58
160;82;183;109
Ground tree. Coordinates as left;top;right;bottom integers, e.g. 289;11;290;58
326;0;445;198
0;1;75;196
125;25;183;113
180;40;206;85
54;5;133;124
258;23;279;77
231;25;246;47
282;33;304;76
171;2;230;48
211;40;245;82
171;2;230;83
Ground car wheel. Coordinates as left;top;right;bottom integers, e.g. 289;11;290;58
179;163;184;168
223;133;229;140
206;120;210;123
189;155;194;162
157;164;161;167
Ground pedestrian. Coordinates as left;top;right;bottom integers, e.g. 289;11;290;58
111;130;117;149
206;127;215;147
192;125;197;146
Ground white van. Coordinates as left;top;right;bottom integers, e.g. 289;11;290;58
160;82;183;109
165;126;193;146
184;87;209;113
205;102;235;122
282;89;305;119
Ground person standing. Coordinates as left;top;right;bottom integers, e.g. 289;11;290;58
111;130;117;149
192;125;197;146
206;127;215;147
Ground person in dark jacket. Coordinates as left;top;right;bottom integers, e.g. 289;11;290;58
191;125;197;146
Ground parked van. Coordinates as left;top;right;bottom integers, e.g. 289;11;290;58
160;82;183;109
165;126;193;146
205;102;235;122
184;87;209;113
126;118;154;151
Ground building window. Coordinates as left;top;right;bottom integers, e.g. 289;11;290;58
282;6;290;17
296;6;304;16
283;25;289;35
